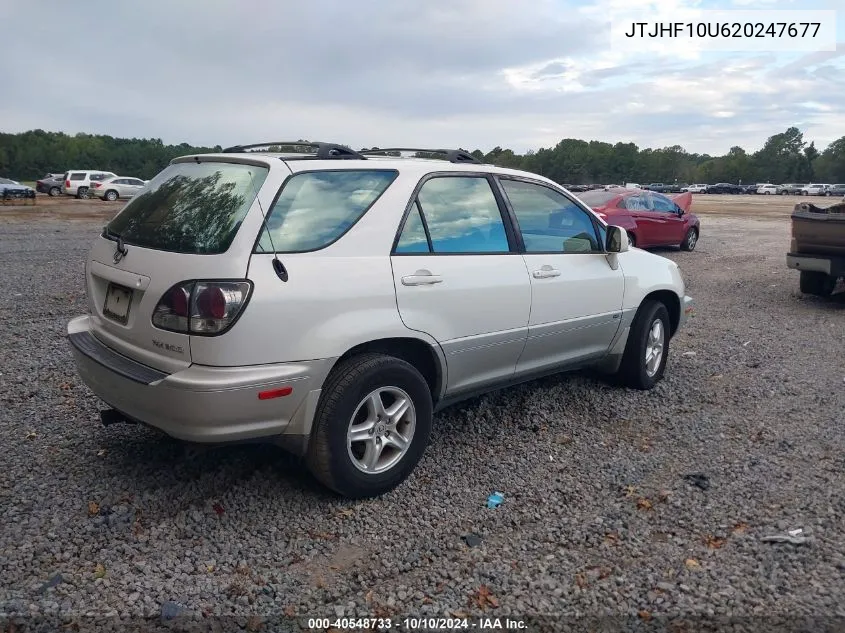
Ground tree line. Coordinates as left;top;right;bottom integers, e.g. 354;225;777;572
1;127;843;185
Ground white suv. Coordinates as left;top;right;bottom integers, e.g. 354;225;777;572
62;170;118;199
801;183;830;196
67;142;693;498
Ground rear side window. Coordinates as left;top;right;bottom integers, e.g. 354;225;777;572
106;161;269;255
256;170;397;253
409;176;510;254
70;173;85;181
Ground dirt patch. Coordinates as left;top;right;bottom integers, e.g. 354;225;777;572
689;193;839;219
0;196;120;223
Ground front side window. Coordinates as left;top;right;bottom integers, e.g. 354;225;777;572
500;178;601;253
413;176;509;253
107;161;269;254
651;194;678;213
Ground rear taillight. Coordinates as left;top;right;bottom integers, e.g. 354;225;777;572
93;183;102;188
65;180;71;188
152;281;251;336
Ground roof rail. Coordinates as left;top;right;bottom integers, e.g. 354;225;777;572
221;141;365;160
359;148;482;164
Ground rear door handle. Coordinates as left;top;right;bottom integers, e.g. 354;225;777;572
532;268;561;279
401;271;443;286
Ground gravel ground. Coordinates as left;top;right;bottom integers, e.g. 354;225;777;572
0;213;843;632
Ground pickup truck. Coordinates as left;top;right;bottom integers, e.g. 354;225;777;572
645;183;685;193
787;200;845;296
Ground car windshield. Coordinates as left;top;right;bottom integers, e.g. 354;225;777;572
577;190;620;206
106;161;268;255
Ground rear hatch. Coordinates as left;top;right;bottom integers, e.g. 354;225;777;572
84;157;284;373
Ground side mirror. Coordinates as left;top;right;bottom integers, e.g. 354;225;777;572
606;225;629;253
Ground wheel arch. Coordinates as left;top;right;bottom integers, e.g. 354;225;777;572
331;336;446;405
642;289;681;336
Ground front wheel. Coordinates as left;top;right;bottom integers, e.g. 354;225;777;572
49;187;61;197
799;271;835;297
680;228;698;251
307;353;433;498
781;190;788;195
617;300;670;390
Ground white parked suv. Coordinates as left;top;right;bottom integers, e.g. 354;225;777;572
62;170;117;199
801;183;830;196
756;183;782;195
683;184;708;193
67;142;693;498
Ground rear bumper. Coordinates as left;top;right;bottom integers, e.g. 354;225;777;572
67;315;333;444
787;253;845;277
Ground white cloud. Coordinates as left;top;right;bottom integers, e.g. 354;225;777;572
0;0;842;157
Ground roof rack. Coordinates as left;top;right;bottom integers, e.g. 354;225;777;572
359;148;481;164
221;141;365;160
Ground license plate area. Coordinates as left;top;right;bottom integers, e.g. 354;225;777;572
103;283;133;324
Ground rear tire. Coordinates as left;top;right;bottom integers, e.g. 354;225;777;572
617;300;670;390
680;228;698;251
105;190;118;201
76;187;89;199
799;271;835;297
306;353;432;498
49;187;60;197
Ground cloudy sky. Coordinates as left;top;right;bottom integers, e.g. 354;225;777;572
1;0;842;156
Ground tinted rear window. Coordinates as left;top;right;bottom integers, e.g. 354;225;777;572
256;170;398;253
106;161;268;254
577;190;620;206
70;173;86;180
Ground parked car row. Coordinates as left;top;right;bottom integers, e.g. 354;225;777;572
673;182;845;196
33;170;149;200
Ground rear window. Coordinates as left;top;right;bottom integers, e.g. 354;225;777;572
106;161;268;255
577;190;620;207
70;173;86;181
256;170;398;253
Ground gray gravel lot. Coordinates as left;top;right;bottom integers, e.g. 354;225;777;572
0;213;843;632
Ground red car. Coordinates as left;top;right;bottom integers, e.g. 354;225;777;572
578;188;700;251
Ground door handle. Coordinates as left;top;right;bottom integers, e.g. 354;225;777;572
401;271;443;286
532;268;561;279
